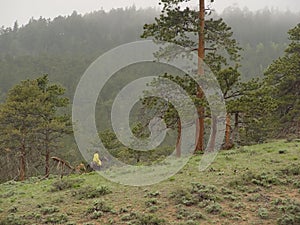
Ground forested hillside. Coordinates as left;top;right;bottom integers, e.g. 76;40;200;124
0;7;299;96
0;7;158;96
220;8;300;79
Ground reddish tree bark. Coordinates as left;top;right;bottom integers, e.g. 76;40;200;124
45;150;50;178
224;113;232;149
45;132;50;178
19;140;26;181
195;0;206;152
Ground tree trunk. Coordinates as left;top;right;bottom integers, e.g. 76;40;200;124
19;141;26;181
45;132;50;178
195;0;206;152
176;119;181;157
224;113;232;149
45;150;50;178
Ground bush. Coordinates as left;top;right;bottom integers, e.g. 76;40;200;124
178;220;198;225
171;183;219;207
188;212;205;220
205;203;222;214
73;185;112;199
230;171;282;188
0;191;15;198
133;214;165;225
258;207;269;219
176;207;191;219
50;178;83;192
40;206;59;215
145;198;159;207
220;187;234;195
148;206;159;213
273;198;300;225
146;191;160;197
277;214;298;225
8;206;18;213
44;214;68;224
120;212;165;224
279;164;300;176
86;200;113;219
0;214;26;225
170;189;194;206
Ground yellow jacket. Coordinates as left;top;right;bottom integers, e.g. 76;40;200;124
93;153;102;166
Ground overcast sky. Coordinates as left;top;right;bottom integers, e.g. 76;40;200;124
0;0;299;28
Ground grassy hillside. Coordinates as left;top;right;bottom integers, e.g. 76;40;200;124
0;140;299;225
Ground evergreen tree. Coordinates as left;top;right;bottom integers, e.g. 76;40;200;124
0;80;43;180
264;24;300;137
35;75;72;177
141;0;241;152
0;76;71;180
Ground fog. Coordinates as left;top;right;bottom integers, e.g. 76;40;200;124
0;0;299;27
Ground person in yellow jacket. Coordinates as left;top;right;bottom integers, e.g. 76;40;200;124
93;152;102;166
92;152;102;170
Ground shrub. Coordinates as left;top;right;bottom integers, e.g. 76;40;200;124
258;207;269;219
277;214;297;225
134;214;165;225
220;187;234;195
279;164;300;176
176;207;191;219
188;212;205;220
247;193;262;202
145;198;159;207
44;214;68;224
26;212;41;221
232;202;246;210
205;203;222;214
50;178;83;192
0;191;15;198
121;212;165;225
178;220;198;225
40;206;59;215
223;194;238;201
86;200;113;219
120;212;137;221
146;191;160;197
0;214;26;225
148;206;159;213
8;206;18;213
170;189;194;206
73;185;112;199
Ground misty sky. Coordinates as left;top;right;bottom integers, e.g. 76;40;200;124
0;0;299;28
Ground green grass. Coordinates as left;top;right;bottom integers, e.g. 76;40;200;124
0;139;299;224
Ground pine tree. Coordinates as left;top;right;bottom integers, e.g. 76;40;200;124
35;75;72;177
264;24;300;137
0;76;71;180
0;80;43;180
142;0;241;152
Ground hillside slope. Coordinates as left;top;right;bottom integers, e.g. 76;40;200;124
0;140;299;225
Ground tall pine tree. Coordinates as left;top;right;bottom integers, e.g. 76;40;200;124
142;0;241;152
0;76;71;180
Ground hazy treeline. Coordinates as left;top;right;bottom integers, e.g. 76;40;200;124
0;7;299;95
220;8;300;79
